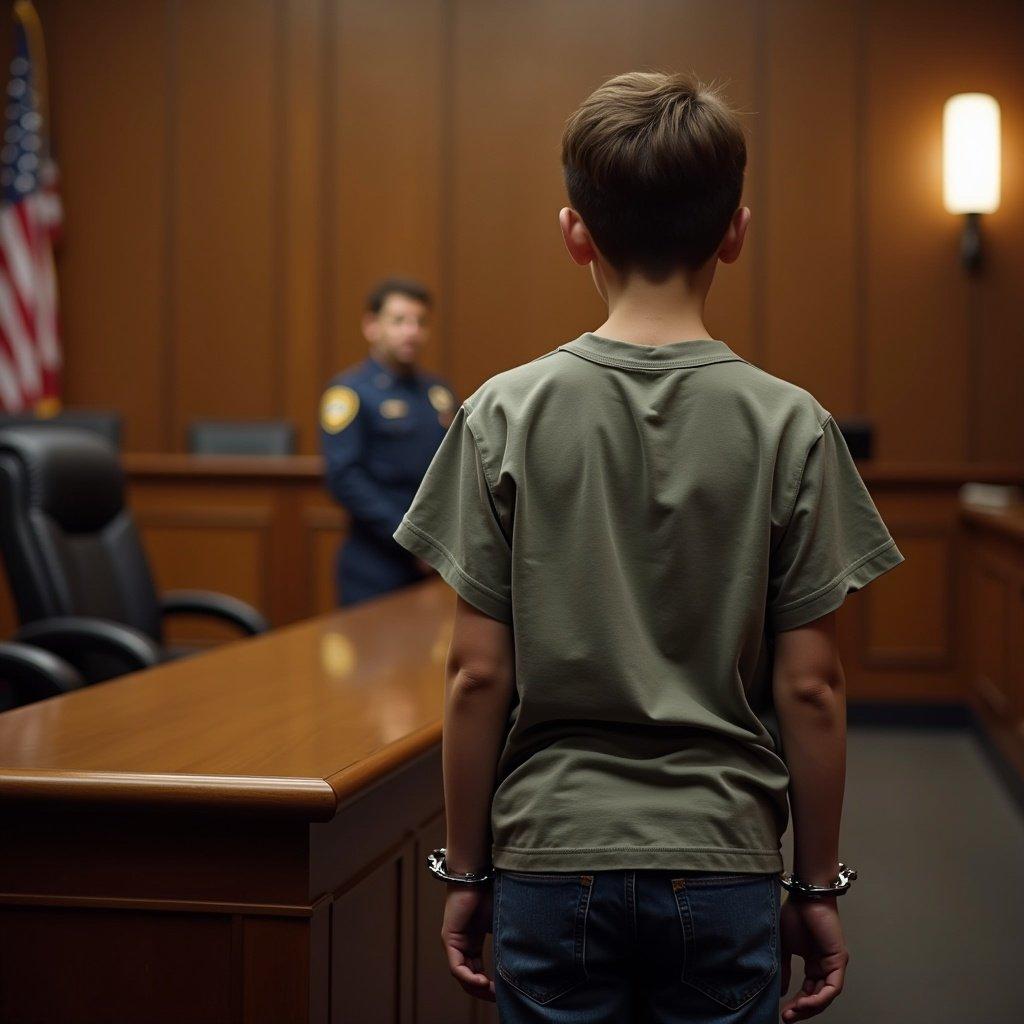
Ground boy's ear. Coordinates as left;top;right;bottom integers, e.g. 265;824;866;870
717;206;751;265
559;207;598;267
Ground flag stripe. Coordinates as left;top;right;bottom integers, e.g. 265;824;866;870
0;342;25;410
0;19;63;413
0;270;43;394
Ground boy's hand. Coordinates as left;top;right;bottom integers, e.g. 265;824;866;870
779;898;849;1021
441;884;495;1002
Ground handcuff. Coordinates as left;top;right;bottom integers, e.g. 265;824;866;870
426;848;494;885
427;848;858;899
779;862;858;899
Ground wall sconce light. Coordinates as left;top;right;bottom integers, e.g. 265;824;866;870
943;93;1000;273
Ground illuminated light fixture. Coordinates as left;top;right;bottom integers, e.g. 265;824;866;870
943;93;1000;272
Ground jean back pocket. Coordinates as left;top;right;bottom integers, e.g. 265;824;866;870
670;872;779;1010
494;870;594;1005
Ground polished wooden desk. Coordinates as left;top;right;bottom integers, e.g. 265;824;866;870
0;578;491;1024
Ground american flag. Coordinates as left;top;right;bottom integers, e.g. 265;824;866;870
0;1;62;414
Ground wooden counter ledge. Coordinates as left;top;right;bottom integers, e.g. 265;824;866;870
0;578;453;820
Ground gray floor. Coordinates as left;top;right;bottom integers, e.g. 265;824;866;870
779;727;1024;1024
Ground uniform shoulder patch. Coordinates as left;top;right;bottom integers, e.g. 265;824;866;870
320;385;360;434
428;384;454;413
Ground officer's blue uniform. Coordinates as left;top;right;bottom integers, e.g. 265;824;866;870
319;355;457;607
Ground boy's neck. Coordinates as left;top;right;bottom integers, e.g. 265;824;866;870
594;265;715;347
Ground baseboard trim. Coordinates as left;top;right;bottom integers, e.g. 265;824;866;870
846;701;972;729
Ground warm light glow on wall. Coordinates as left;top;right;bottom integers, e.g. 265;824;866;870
943;93;1001;215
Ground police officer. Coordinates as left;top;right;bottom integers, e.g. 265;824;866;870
319;278;457;607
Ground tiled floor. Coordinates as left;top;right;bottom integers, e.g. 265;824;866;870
779;726;1024;1024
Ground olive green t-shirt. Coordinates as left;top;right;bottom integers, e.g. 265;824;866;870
393;333;905;873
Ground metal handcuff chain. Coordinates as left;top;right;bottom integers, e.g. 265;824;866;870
779;862;858;899
426;848;494;885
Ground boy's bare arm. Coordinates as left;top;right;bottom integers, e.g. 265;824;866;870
442;594;516;875
772;610;846;885
773;610;851;1022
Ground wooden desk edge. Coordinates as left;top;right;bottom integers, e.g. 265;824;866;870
0;722;444;820
326;720;443;807
0;769;339;819
961;504;1024;544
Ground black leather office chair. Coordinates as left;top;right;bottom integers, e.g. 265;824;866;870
0;426;269;683
188;420;296;456
0;409;122;448
0;640;85;711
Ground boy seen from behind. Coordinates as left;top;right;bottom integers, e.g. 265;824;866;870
394;71;905;1024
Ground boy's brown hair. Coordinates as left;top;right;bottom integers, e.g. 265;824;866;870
562;71;746;282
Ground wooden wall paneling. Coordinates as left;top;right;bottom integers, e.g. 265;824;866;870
25;0;1024;465
859;519;954;670
863;0;983;463
1009;564;1024;729
837;487;963;701
641;0;760;360
448;0;642;398
762;0;860;411
330;853;403;1024
967;542;1011;718
138;508;274;636
413;811;477;1024
962;520;1024;728
310;897;332;1024
960;2;1024;463
171;0;279;449
283;0;328;455
39;0;168;451
130;481;277;642
241;912;322;1024
326;0;447;390
959;512;1024;789
398;835;417;1024
0;906;235;1022
265;481;301;627
303;502;348;617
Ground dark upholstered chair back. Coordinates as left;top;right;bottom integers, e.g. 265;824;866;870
0;410;122;448
188;420;296;456
0;426;163;641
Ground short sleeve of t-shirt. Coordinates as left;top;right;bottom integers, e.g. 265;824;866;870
393;404;513;623
767;414;905;633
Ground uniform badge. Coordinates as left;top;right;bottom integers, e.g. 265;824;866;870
320;385;359;434
428;385;453;413
380;398;409;419
429;385;455;427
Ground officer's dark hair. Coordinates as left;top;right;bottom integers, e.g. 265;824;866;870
562;71;746;282
365;277;433;315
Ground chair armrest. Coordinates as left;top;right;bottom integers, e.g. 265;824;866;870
0;640;85;709
160;590;269;636
14;616;162;683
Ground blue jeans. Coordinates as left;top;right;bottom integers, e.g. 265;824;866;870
492;868;781;1023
